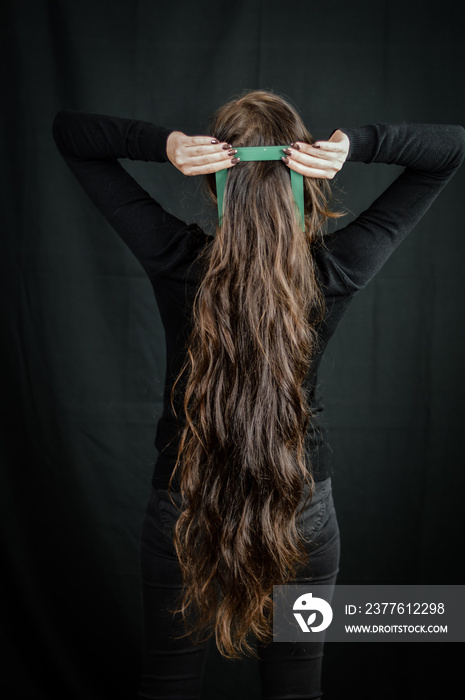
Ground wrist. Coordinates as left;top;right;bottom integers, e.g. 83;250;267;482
166;130;184;165
337;125;378;163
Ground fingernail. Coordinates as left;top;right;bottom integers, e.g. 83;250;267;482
211;139;219;144
231;156;240;164
290;142;300;150
282;148;292;156
281;156;289;164
222;143;233;150
228;148;238;156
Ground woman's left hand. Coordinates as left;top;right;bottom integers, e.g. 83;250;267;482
166;131;239;176
282;129;350;179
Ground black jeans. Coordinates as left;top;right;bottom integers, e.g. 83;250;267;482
138;476;340;700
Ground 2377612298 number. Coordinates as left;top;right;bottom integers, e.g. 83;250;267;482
363;602;445;615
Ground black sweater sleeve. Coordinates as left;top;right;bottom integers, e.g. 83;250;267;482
322;123;465;292
51;109;205;282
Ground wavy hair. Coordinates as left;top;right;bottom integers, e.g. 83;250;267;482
166;89;345;660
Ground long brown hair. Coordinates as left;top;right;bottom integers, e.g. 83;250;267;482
167;89;345;660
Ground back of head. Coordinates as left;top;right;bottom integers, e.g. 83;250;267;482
168;89;343;661
207;88;312;153
205;89;330;241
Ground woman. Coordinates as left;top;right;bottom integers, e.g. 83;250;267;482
52;90;465;700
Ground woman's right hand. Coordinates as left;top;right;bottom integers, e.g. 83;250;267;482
282;129;350;179
166;131;239;176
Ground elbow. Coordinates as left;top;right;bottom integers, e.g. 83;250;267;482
448;124;465;170
456;124;465;164
51;110;70;153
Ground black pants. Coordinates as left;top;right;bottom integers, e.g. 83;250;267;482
138;476;340;700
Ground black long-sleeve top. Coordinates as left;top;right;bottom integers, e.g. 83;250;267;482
52;110;465;491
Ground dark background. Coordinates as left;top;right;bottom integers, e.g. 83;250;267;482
1;0;464;698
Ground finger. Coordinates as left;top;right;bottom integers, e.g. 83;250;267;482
175;145;235;176
185;136;227;146
184;141;232;154
187;147;236;167
188;158;239;176
311;140;347;153
283;157;334;179
290;142;337;161
180;143;232;165
285;147;337;170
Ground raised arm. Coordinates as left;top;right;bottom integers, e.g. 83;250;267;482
52;110;208;281
319;122;465;291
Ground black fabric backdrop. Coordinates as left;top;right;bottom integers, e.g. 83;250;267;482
1;0;464;698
